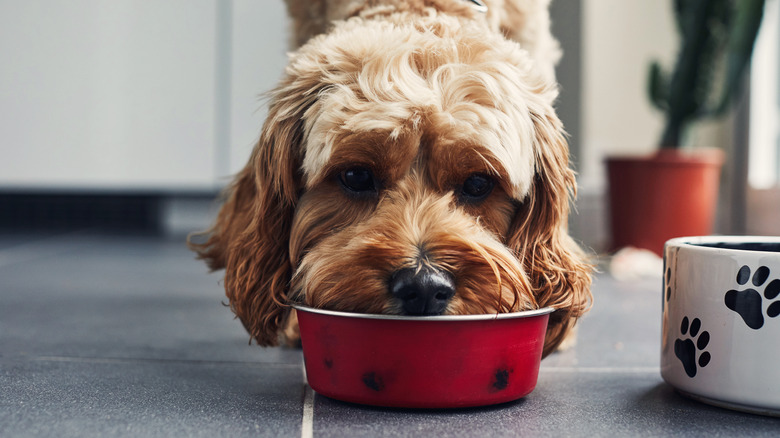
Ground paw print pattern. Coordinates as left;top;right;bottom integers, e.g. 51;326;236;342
665;267;672;302
724;265;780;330
674;316;711;378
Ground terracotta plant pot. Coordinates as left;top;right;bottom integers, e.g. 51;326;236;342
606;149;724;255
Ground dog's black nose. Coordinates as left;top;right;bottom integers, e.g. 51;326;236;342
389;266;456;315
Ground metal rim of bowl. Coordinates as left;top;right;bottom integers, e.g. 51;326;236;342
666;235;780;255
291;304;555;321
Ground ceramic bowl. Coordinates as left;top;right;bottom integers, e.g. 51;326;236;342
661;236;780;416
294;305;553;408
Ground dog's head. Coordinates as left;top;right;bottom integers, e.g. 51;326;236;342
192;13;591;356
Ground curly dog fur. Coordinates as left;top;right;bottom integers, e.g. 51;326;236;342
191;0;592;357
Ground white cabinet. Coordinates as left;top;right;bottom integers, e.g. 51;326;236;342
0;0;288;191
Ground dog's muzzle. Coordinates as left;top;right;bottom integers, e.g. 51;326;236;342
389;265;456;315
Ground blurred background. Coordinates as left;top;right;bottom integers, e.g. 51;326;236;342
1;0;778;252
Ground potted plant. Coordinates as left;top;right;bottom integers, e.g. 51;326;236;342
607;0;765;255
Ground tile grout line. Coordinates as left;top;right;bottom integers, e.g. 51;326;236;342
541;366;660;373
24;354;301;368
301;362;314;438
301;385;315;438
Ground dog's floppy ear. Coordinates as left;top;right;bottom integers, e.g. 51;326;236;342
189;74;316;346
506;111;593;357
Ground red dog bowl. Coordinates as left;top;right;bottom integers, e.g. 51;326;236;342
294;305;553;408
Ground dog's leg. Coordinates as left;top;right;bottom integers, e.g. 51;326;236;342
281;309;302;347
555;324;578;351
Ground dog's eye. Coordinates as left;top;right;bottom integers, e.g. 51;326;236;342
460;173;494;202
338;167;376;195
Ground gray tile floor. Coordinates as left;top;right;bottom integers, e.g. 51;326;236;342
2;232;778;437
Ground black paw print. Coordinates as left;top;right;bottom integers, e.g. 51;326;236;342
665;267;672;302
674;317;711;378
724;265;780;330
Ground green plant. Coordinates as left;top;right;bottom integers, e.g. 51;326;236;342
648;0;765;148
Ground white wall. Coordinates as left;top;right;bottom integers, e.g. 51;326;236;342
750;0;780;189
579;0;677;190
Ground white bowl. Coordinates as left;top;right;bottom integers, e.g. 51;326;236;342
661;236;780;416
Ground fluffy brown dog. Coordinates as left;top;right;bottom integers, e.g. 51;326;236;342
191;0;592;357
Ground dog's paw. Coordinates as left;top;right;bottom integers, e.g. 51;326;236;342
555;325;578;352
280;310;302;348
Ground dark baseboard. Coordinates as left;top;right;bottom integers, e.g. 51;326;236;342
0;193;164;232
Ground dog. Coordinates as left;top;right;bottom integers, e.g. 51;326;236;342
190;0;592;357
